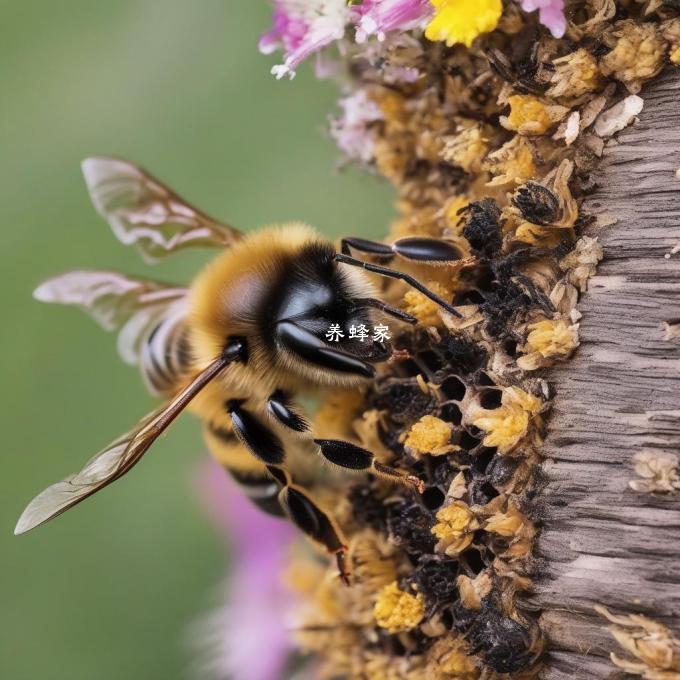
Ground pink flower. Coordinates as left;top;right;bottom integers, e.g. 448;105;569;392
258;7;309;57
259;1;433;78
330;90;383;163
351;0;432;43
189;460;298;680
258;1;350;79
519;0;566;38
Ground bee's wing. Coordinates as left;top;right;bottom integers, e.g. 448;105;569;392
81;157;243;263
15;355;229;535
33;270;187;365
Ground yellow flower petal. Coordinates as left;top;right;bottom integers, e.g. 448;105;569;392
425;0;502;48
432;502;474;537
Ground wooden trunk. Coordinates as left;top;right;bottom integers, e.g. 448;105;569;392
531;69;680;678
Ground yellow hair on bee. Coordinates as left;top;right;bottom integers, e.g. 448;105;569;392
189;223;320;395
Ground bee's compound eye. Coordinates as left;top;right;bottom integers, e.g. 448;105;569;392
276;321;375;378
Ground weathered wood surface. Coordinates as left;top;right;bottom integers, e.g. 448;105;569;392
533;69;680;678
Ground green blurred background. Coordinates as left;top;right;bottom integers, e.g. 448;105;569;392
0;2;392;678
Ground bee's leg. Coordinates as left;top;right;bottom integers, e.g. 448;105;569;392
266;390;310;433
206;415;348;582
341;236;464;265
226;400;286;465
352;297;418;325
267;465;350;586
205;423;286;517
263;393;424;493
335;253;461;318
340;237;394;259
276;320;376;378
314;438;426;493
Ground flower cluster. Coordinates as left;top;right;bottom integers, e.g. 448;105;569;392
261;0;680;676
259;0;568;78
205;1;680;678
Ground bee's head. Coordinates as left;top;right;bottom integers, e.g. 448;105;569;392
187;225;383;389
265;241;390;383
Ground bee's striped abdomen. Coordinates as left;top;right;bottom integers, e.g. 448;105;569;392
204;423;285;517
140;311;191;395
228;467;284;517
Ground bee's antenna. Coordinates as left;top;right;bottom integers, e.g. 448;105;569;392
335;254;462;318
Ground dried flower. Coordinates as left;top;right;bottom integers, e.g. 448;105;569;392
402;415;455;455
374;581;425;632
527;159;578;228
457;570;493;610
350;530;399;588
629;451;680;494
596;605;680;677
559;235;604;291
483;498;535;557
600;20;667;94
470;387;542;453
517;318;579;370
501;95;569;136
547;49;603;101
662;19;680;65
425;0;503;48
441;121;489;174
513;220;566;247
485;136;537;186
663;320;680;341
432;501;480;555
426;636;478;676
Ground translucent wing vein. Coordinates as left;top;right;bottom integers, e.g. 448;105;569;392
15;355;231;535
81;156;243;262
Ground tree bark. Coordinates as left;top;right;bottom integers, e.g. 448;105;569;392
530;69;680;678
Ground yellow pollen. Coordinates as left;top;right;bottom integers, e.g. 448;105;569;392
523;318;578;357
503;95;554;135
403;281;451;326
374;582;425;633
403;415;454;456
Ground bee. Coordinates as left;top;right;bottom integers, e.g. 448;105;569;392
15;157;466;584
